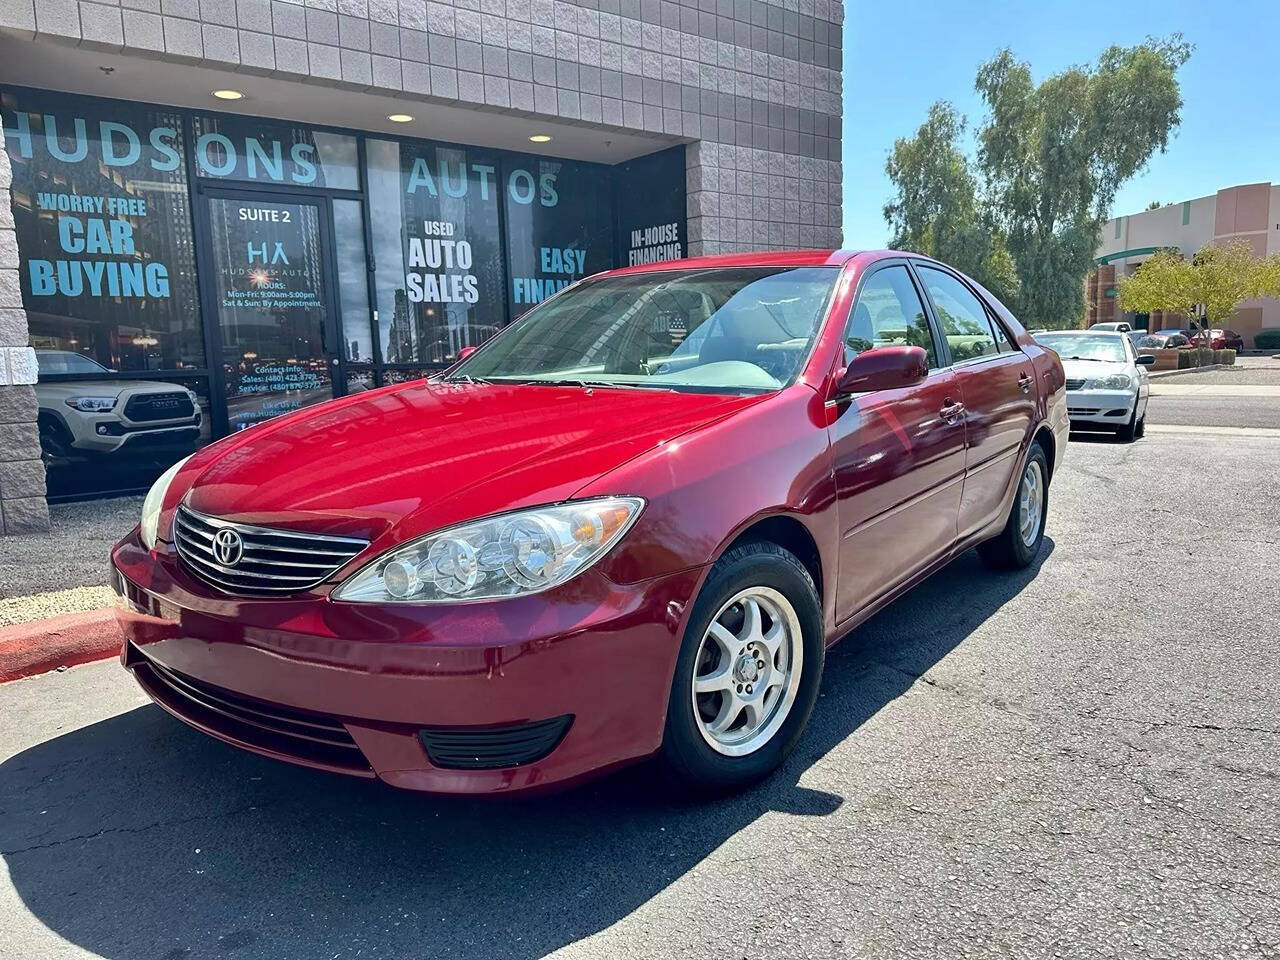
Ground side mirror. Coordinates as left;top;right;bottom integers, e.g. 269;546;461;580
1136;354;1156;366
833;345;929;397
457;345;478;360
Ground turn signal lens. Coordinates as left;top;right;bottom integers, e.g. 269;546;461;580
333;497;645;604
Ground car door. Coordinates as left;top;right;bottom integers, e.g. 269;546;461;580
913;264;1036;541
829;262;967;623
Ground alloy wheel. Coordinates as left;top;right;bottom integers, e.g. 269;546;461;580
1018;459;1044;548
690;587;803;757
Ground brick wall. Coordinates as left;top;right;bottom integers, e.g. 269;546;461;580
0;132;50;535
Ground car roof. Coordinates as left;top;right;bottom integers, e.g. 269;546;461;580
596;249;940;279
1037;329;1124;337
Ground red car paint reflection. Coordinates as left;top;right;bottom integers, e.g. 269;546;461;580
112;250;1067;795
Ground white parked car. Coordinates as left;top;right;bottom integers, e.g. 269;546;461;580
35;350;202;461
1090;321;1132;332
1033;330;1152;442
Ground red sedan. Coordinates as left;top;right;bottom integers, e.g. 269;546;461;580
1187;328;1245;351
112;251;1068;795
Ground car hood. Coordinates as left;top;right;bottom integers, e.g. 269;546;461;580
36;378;191;400
1060;358;1131;382
180;380;763;543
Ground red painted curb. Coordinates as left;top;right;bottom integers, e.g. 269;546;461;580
0;607;123;682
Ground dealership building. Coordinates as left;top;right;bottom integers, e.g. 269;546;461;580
1086;181;1280;341
0;0;845;532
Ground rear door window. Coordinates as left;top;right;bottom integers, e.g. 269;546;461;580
916;266;1000;363
844;265;939;368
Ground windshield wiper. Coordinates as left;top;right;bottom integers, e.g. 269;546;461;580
1063;356;1109;362
441;373;493;385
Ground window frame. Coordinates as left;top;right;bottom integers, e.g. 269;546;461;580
840;258;946;374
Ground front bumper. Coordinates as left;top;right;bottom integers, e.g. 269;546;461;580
112;530;704;794
1065;389;1136;427
75;419;202;455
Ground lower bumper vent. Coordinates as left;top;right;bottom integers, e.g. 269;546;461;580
419;715;573;770
133;654;371;774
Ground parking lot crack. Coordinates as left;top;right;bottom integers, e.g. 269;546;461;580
1;800;281;857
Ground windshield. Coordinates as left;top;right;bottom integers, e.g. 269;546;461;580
1035;334;1126;363
447;267;839;393
35;350;111;375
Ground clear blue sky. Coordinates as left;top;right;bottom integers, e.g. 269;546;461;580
840;0;1280;247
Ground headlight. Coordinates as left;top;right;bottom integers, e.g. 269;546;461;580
139;454;193;550
333;497;644;603
1090;374;1132;390
64;395;117;412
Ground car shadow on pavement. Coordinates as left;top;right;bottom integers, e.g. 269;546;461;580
0;541;1052;960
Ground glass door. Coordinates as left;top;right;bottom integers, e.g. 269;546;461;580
203;193;342;432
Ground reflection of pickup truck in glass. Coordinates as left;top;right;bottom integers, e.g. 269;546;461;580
35;350;203;462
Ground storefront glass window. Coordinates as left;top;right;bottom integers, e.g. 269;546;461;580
191;115;358;190
503;155;614;317
366;138;507;365
1;89;203;371
333;198;374;363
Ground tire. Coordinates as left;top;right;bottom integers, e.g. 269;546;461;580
1116;405;1138;442
1135;413;1146;439
659;540;824;794
977;444;1049;571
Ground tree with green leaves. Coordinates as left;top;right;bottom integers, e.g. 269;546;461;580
1117;241;1280;363
884;36;1192;329
883;103;1019;305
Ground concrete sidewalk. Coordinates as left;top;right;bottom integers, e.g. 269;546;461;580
1149;382;1280;398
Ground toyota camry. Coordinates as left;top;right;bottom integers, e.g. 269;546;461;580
112;250;1067;795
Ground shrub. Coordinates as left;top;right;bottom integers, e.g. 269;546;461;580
1255;329;1280;350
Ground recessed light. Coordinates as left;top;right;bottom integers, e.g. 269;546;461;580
529;134;552;143
387;113;414;123
212;89;244;100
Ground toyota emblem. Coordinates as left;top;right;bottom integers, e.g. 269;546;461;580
211;528;245;567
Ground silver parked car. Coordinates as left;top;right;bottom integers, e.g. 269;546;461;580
1033;330;1153;442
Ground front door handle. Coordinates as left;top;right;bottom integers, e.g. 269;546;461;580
1018;373;1033;394
940;400;965;424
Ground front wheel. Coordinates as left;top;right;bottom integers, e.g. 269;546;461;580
1116;404;1138;442
978;444;1049;571
659;541;824;793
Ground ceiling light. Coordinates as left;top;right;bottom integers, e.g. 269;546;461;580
212;89;244;100
387;113;414;123
528;134;552;143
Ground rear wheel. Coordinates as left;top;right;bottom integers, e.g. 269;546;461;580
978;444;1048;571
659;541;823;793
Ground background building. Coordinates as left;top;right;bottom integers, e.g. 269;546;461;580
0;0;845;528
1086;182;1280;343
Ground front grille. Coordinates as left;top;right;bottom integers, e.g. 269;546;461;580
132;654;371;773
125;392;196;422
1065;378;1087;391
419;715;573;770
1068;407;1101;416
174;504;368;595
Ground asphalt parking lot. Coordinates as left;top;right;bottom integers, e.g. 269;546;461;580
2;403;1278;958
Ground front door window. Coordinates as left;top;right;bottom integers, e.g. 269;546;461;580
205;196;338;431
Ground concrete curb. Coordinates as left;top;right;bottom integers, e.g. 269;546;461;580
0;607;122;682
1148;364;1228;379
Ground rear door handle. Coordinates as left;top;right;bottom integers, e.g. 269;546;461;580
1018;373;1033;394
940;400;965;424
